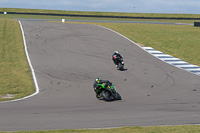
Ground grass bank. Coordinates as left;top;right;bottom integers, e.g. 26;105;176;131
0;19;35;101
0;14;198;24
1;8;200;19
0;8;199;24
1;125;200;133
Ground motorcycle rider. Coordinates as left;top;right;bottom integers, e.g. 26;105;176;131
93;78;112;98
112;51;123;67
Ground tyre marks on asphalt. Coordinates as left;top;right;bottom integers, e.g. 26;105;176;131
143;47;200;76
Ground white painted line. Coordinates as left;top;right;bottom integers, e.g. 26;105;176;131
0;21;40;103
192;72;200;75
159;58;182;61
166;61;185;63
144;49;157;51
185;68;200;71
153;54;173;57
175;65;198;68
96;25;143;48
150;51;164;54
143;47;154;50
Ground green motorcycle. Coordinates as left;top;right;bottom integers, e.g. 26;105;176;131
94;82;121;101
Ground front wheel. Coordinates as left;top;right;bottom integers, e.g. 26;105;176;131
102;90;114;101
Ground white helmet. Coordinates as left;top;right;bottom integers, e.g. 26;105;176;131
114;51;118;54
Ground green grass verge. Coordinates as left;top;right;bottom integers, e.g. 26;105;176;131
1;8;200;19
0;14;198;24
1;125;200;133
0;18;35;101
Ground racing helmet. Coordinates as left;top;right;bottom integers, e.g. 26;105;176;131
114;51;118;54
95;78;100;82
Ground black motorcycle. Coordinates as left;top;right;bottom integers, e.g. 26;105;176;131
95;82;121;101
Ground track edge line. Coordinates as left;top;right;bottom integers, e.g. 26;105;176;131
0;20;40;104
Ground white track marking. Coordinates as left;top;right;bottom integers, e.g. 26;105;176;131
143;47;200;76
0;21;40;103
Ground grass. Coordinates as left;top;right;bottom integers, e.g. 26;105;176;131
1;7;200;24
0;18;35;101
1;125;200;133
0;14;198;24
1;8;200;18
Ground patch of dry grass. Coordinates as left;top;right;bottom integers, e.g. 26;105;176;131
0;19;35;101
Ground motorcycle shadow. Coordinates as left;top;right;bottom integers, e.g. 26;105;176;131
118;68;128;71
97;96;122;102
98;98;122;102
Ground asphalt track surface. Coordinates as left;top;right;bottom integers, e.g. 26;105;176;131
0;21;200;131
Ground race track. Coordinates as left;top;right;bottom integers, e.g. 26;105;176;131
0;21;200;131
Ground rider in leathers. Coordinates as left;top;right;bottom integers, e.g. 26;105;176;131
93;78;112;98
112;51;123;67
